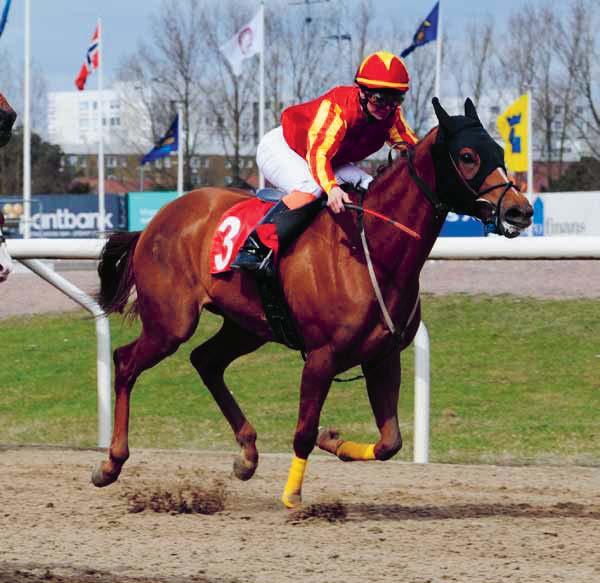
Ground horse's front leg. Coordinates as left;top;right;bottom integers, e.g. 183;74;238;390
282;349;335;508
317;345;402;461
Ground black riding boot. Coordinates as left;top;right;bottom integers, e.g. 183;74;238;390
231;197;324;275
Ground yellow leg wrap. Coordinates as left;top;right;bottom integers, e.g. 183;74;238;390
281;455;307;508
335;441;376;461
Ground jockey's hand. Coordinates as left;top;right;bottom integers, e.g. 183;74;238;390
327;185;351;214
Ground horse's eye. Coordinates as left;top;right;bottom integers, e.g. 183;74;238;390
460;153;475;164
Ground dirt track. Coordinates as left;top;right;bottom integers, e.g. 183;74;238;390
0;446;599;583
1;261;599;582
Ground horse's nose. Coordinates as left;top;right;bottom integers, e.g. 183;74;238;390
504;204;533;228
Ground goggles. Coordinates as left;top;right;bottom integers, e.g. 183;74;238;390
363;89;406;107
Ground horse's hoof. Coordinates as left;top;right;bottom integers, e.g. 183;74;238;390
233;454;257;481
91;462;118;488
281;491;302;509
317;427;342;454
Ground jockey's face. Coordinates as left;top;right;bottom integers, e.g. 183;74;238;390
359;87;405;120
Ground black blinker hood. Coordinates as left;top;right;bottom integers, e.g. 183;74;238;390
431;97;506;215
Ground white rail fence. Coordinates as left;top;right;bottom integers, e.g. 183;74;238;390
8;237;600;459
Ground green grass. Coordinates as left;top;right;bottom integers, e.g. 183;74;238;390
1;294;598;465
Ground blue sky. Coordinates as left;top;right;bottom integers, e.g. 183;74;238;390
0;0;543;92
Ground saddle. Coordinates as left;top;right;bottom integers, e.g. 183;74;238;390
211;188;307;351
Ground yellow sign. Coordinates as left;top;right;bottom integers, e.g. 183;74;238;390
496;94;529;172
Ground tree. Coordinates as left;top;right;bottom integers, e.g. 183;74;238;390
448;18;495;105
558;0;600;159
0;128;75;195
548;156;600;191
117;0;218;191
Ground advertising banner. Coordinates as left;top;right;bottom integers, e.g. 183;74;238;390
440;212;485;237
127;191;178;231
3;194;126;238
532;192;600;236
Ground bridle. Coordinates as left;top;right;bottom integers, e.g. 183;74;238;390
406;143;517;236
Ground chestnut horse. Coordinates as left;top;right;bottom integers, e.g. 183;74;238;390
94;98;532;507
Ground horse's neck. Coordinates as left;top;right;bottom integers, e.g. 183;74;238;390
367;131;445;282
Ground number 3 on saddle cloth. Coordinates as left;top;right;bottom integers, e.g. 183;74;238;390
210;197;276;274
210;193;305;351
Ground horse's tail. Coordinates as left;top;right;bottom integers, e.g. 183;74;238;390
96;231;141;317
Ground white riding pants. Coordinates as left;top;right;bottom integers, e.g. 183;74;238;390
256;126;373;197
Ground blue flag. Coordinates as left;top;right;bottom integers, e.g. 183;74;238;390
0;0;12;38
141;115;178;165
401;2;439;58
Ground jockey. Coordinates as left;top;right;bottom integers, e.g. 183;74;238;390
0;93;17;148
232;50;418;275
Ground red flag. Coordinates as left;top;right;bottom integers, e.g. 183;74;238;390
75;24;100;91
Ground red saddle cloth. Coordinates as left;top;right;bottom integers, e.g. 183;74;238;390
210;197;277;274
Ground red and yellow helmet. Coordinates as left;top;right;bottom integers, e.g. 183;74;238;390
355;51;410;91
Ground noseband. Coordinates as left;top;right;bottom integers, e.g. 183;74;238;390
476;181;515;236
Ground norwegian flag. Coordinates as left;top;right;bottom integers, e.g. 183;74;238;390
75;24;100;91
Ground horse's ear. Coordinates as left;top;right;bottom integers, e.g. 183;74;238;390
432;97;451;130
464;98;481;124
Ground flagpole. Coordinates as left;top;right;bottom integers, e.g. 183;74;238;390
258;1;265;189
177;102;183;196
97;17;106;237
527;89;533;201
23;0;31;239
434;0;442;100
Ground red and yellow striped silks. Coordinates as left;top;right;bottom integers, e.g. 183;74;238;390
306;99;347;194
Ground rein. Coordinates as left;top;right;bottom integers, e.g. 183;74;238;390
332;191;422;384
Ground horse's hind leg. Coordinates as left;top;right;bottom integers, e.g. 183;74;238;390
92;320;196;487
190;317;266;481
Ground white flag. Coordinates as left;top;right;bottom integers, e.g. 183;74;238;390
219;10;263;76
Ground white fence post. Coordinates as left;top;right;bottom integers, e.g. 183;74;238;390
18;258;112;448
413;321;430;463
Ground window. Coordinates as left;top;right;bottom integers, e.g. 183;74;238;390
155;159;162;169
554;105;562;114
107;157;118;168
164;157;172;168
490;106;500;115
68;155;78;166
79;101;89;111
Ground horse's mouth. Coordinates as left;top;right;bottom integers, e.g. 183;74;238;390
503;212;533;238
